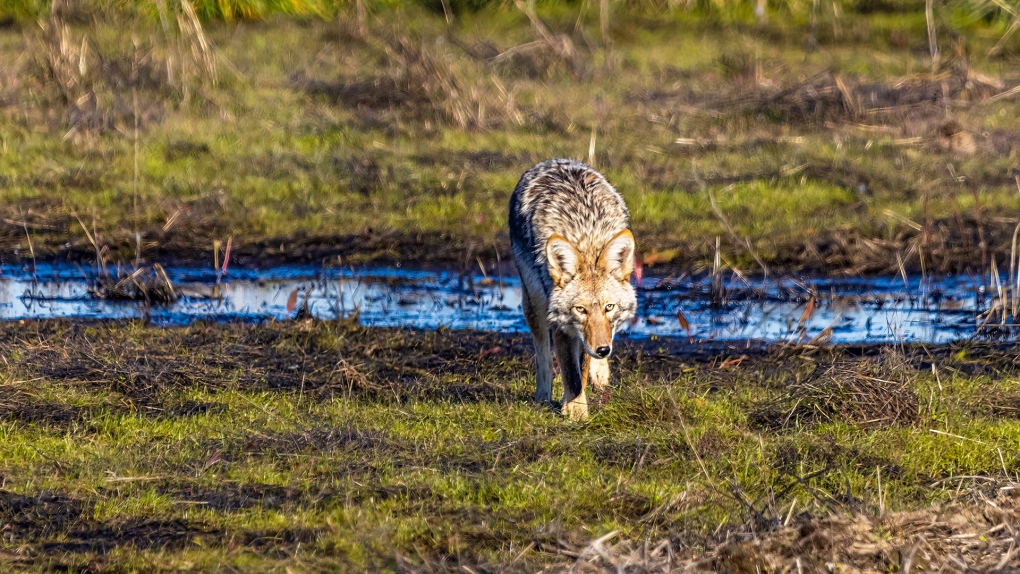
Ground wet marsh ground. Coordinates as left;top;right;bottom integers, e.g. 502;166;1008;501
1;4;1020;273
9;262;1020;344
2;319;1020;571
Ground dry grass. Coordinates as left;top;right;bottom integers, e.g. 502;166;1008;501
90;263;178;304
551;480;1020;573
750;355;919;431
737;69;999;132
31;14;106;136
383;33;480;129
299;24;502;130
155;0;219;94
23;0;218;140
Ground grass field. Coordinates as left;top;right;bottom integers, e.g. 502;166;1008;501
4;2;1020;572
0;320;1019;571
1;2;1019;273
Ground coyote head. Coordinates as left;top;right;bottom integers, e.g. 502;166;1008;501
545;230;638;359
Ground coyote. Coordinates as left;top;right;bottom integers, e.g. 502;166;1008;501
509;158;637;420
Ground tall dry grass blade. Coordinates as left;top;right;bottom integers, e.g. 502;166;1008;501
513;0;584;76
834;74;858;118
989;15;1020;57
831;0;843;38
1010;221;1020;320
354;0;367;38
152;263;177;303
132;40;141;268
808;0;819;51
713;237;720;274
157;0;218;97
222;236;232;275
178;0;217;84
798;297;816;326
677;308;693;343
73;212;106;278
708;188;769;279
926;0;940;73
918;241;927;304
1015;256;1020;321
599;0;610;40
18;206;36;278
573;0;590;34
877;466;884;517
34;11;99;137
977;83;1020;107
896;252;909;291
990;256;1004;324
439;0;452;24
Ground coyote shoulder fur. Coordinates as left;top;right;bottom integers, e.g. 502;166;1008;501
508;158;637;420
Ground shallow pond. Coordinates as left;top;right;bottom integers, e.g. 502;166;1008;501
0;263;1014;344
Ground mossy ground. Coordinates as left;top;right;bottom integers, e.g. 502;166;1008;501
1;320;1019;571
1;4;1019;272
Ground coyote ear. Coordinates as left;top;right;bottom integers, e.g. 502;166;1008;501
599;229;635;282
546;235;580;287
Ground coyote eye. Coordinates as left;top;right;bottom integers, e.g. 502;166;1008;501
574;306;587;314
604;303;615;312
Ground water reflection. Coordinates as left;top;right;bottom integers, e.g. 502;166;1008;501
0;263;1012;344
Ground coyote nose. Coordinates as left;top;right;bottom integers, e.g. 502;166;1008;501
595;346;611;358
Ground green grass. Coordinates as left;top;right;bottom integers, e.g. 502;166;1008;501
0;321;1018;570
0;4;1019;272
0;0;334;20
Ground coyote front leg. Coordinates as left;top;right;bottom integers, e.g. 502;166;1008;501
555;331;588;421
522;287;554;403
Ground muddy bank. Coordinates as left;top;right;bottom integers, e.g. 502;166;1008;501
0;223;476;270
4;318;1020;412
6;212;1020;278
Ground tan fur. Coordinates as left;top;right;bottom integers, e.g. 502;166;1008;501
581;304;613;353
508;159;637;420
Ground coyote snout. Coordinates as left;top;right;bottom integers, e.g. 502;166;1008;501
509;159;637;420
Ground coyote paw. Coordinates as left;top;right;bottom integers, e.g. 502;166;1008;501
535;375;553;404
561;393;589;421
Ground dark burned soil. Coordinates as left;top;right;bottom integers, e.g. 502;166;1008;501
1;319;1020;571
